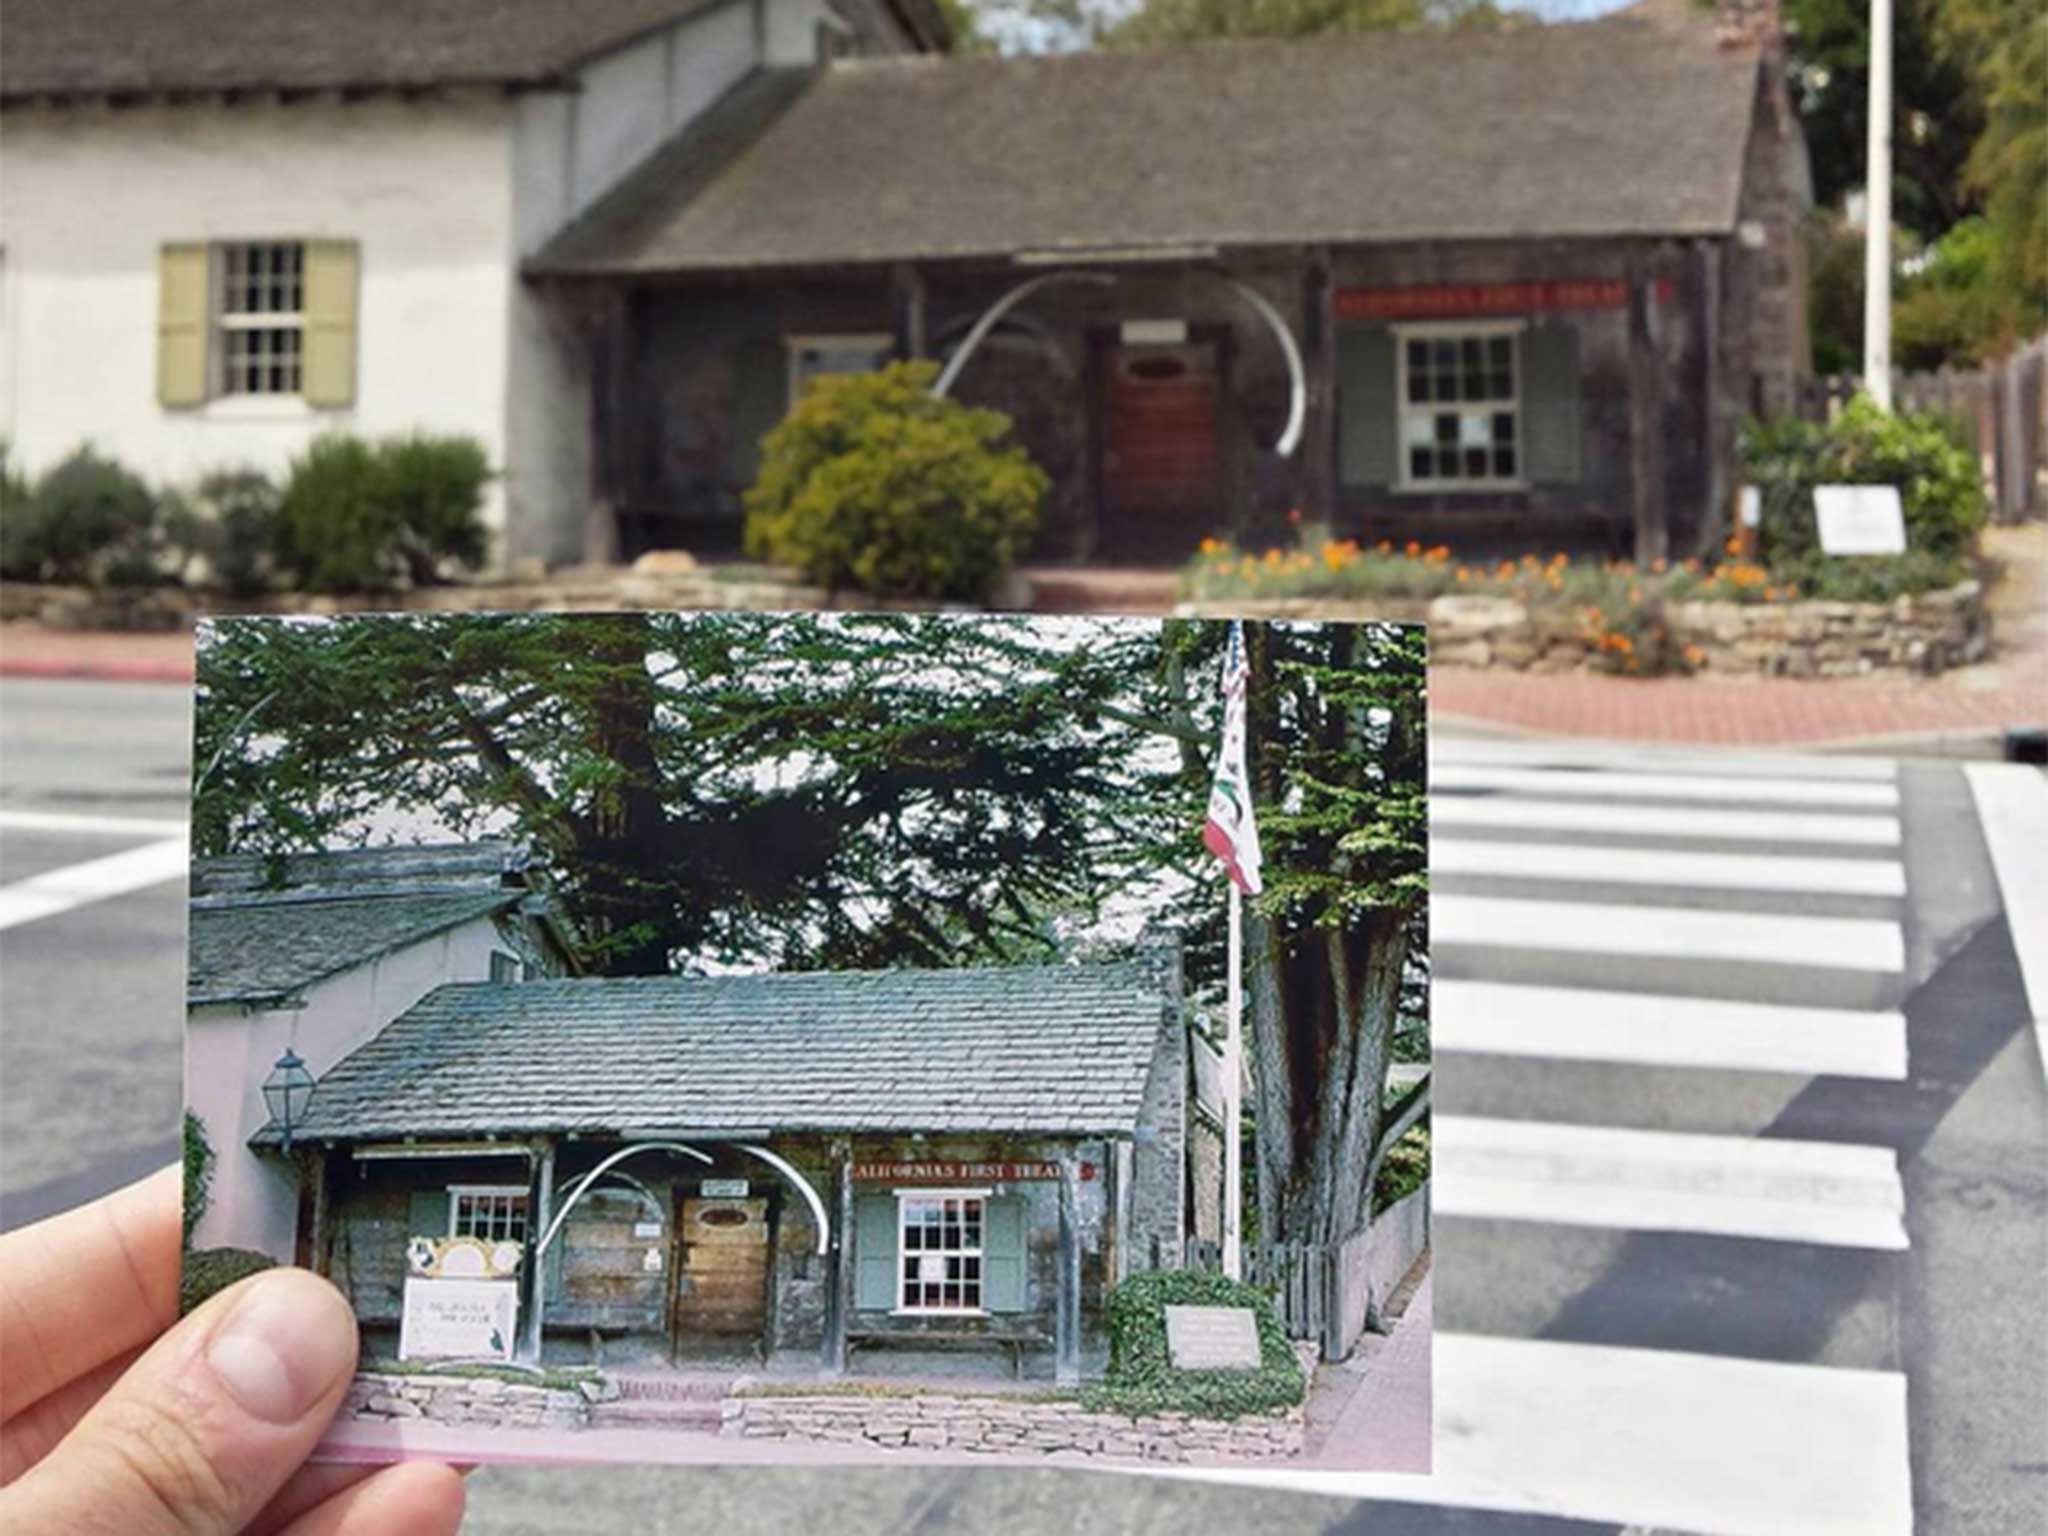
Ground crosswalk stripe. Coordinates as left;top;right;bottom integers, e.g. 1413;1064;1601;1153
1432;762;1900;808
1434;1115;1909;1249
1192;1336;1914;1536
1431;736;1901;782
1964;764;2048;1029
1434;979;1909;1080
1433;837;1907;898
1437;893;1904;973
0;808;188;839
0;837;188;931
1432;794;1901;847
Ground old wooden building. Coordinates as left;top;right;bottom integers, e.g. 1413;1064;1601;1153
529;0;1808;566
265;945;1188;1382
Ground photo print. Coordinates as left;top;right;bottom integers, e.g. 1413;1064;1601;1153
181;609;1430;1473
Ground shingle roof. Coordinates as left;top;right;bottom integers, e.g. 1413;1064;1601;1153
287;965;1170;1142
532;17;1763;275
1;0;721;102
188;890;519;1007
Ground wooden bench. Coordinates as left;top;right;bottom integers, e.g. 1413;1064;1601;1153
846;1327;1051;1380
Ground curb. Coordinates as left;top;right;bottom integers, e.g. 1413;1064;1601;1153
0;654;195;684
1431;707;2019;758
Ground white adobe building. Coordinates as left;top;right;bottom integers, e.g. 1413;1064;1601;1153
0;0;947;568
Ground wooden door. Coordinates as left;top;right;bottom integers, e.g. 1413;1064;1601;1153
1101;342;1221;554
670;1197;770;1345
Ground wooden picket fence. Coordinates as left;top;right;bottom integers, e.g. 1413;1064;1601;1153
1185;1235;1345;1361
1795;335;2047;522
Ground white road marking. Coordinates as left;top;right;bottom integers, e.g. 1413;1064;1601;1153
1436;893;1904;973
1435;978;1909;1080
1434;1115;1909;1249
0;808;188;839
1432;762;1901;808
1964;762;2048;1084
1431;794;1901;847
0;837;188;931
1433;836;1907;898
1172;1335;1913;1536
1432;736;1901;781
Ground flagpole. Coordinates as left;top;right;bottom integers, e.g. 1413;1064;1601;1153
1224;878;1243;1282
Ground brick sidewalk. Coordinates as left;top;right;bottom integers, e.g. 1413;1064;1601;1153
4;614;2041;748
1309;1267;1432;1473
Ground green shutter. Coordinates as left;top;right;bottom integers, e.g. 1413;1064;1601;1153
729;337;788;491
854;1193;898;1311
408;1189;451;1240
1521;322;1582;485
1337;326;1398;489
982;1195;1026;1314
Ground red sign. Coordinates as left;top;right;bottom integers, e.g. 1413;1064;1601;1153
852;1161;1095;1183
1335;278;1675;322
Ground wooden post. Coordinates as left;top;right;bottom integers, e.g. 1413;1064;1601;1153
1627;252;1670;567
581;287;633;564
522;1138;556;1363
1056;1151;1081;1387
892;265;928;361
303;1147;331;1278
822;1136;852;1376
1302;250;1338;525
1694;239;1727;560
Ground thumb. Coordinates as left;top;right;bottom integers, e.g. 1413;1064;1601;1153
0;1267;359;1536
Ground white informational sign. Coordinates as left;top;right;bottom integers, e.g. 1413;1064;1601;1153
399;1277;518;1362
1738;485;1762;529
1121;318;1188;346
632;1220;665;1239
1814;485;1908;555
1164;1304;1263;1370
700;1179;750;1198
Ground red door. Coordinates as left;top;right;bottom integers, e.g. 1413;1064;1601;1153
1101;343;1221;555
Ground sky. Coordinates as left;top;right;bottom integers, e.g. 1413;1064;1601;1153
968;0;1636;53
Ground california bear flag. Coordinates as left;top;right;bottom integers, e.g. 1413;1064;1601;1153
1202;621;1263;896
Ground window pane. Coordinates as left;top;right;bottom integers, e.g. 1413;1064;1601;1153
1460;337;1482;371
1434;413;1458;444
1431;339;1456;371
1464;447;1490;478
1489;336;1512;368
1409;446;1433;479
1488;370;1513;399
1407;371;1430;403
1406;339;1428;369
1492;411;1515;444
1495;447;1518;477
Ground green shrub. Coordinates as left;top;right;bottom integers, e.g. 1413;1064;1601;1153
1081;1268;1305;1421
0;441;34;580
162;468;283;596
1740;397;1988;569
1373;1125;1430;1216
743;361;1046;602
181;1110;215;1247
276;432;491;593
180;1246;277;1315
7;445;164;586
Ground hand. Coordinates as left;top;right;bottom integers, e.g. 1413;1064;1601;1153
0;1167;465;1535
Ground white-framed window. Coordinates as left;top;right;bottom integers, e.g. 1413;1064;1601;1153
896;1188;988;1314
215;241;306;397
787;333;892;399
449;1185;529;1244
1394;321;1524;490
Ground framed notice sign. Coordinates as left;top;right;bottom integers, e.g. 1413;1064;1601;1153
399;1277;518;1362
1814;485;1908;556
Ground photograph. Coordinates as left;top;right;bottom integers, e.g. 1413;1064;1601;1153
179;609;1430;1472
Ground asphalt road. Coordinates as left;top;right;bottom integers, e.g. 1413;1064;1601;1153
3;674;2044;1535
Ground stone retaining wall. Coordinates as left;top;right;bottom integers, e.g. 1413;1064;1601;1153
343;1371;592;1431
1186;580;1990;678
722;1390;1305;1464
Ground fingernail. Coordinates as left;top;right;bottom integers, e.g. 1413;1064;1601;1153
206;1274;355;1424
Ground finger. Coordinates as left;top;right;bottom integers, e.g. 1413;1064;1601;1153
0;1166;180;1420
0;1345;144;1483
0;1265;358;1536
273;1462;465;1536
244;1463;380;1536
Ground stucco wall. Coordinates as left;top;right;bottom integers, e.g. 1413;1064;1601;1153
186;913;525;1259
0;97;517;538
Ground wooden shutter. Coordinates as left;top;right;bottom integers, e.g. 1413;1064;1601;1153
982;1195;1026;1314
853;1192;898;1311
157;243;211;408
728;336;788;490
1336;326;1398;489
1521;322;1583;485
302;240;360;408
407;1188;451;1240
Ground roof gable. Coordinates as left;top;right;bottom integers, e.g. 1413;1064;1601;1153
288;964;1173;1141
